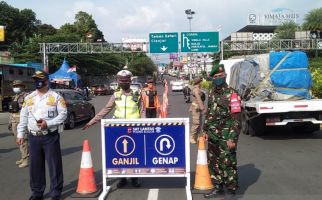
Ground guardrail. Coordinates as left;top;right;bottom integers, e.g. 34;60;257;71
223;39;322;51
40;39;322;54
39;42;147;54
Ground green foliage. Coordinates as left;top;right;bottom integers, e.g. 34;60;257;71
274;21;301;39
36;24;57;36
200;80;213;90
309;57;322;98
128;55;156;76
303;7;322;31
74;11;104;42
1;1;157;84
0;1;37;45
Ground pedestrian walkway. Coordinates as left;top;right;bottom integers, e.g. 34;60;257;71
0;112;9;125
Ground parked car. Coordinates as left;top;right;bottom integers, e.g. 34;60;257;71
94;84;113;95
171;79;184;92
54;89;95;129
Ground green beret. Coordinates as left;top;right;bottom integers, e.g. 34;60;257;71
209;64;225;77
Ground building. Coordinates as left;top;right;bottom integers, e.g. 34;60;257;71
122;38;147;52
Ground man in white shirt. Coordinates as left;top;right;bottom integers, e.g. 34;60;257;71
16;71;67;200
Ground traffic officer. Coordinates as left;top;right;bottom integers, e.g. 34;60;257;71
203;64;241;199
141;79;160;118
189;77;206;144
16;71;67;200
8;80;29;168
83;69;142;188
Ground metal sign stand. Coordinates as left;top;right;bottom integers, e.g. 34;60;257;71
99;118;191;200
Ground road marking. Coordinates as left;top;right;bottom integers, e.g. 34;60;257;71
147;189;159;200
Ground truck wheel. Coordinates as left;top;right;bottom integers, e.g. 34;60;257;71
302;123;320;133
241;111;249;135
249;116;265;136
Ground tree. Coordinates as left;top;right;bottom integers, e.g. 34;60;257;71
36;24;57;36
74;11;104;42
0;1;38;45
303;7;322;31
128;55;156;76
274;21;300;39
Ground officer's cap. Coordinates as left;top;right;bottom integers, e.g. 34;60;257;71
32;70;49;80
209;64;225;77
12;80;25;87
117;70;132;77
193;77;202;85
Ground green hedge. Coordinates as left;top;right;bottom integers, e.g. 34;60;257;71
309;57;322;98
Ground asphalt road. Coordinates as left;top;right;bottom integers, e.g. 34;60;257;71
1;80;322;200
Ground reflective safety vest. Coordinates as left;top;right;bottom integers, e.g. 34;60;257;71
114;90;140;119
142;89;160;109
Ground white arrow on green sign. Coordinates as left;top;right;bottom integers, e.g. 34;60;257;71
181;32;219;53
149;32;179;53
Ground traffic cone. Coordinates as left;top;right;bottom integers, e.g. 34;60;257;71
76;140;98;195
194;136;214;190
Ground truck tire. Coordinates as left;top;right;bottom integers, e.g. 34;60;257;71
302;123;320;134
249;116;265;136
241;110;249;135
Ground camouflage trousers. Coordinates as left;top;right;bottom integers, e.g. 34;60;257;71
207;140;238;191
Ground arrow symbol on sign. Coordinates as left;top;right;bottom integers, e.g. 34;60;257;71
122;139;128;153
160;138;171;151
160;46;168;52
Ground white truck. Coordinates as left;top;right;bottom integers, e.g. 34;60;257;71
240;98;322;136
221;52;322;136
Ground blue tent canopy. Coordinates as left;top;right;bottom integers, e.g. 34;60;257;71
49;59;80;87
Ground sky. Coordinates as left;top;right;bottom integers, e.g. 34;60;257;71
4;0;322;63
5;0;322;42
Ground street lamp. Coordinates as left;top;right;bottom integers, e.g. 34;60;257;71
185;9;195;32
217;25;223;61
185;9;195;80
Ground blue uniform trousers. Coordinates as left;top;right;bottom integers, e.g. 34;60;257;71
28;131;63;197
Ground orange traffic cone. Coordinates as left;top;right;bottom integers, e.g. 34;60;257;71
76;139;98;194
194;136;214;190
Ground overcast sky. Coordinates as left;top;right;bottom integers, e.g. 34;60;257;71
5;0;322;42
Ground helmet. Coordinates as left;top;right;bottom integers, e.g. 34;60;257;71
117;70;132;83
12;80;25;87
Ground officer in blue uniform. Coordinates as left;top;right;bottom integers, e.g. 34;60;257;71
16;71;67;200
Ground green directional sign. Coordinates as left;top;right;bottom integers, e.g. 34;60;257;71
149;32;178;53
181;32;219;53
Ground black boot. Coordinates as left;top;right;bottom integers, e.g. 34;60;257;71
203;188;224;198
226;189;237;200
131;178;141;187
117;178;127;188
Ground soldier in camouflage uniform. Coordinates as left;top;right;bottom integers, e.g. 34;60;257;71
8;80;29;168
203;64;241;199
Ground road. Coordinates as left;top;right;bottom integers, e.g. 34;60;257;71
1;81;322;200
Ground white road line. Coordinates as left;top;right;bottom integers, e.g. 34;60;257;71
147;189;159;200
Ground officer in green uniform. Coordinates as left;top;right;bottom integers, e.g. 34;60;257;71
203;64;241;199
8;80;29;168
